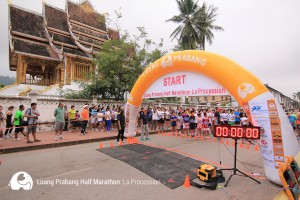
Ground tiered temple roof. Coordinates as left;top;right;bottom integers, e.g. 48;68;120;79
9;5;61;71
9;0;119;71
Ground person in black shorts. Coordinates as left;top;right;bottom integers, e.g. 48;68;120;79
189;110;196;137
170;112;177;134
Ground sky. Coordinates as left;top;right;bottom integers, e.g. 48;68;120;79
0;0;299;98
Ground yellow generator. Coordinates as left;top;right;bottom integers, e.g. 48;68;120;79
198;164;217;183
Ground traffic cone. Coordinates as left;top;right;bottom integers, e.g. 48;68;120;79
213;137;217;143
189;134;192;139
220;139;223;144
120;140;123;146
239;142;243;148
110;141;114;148
232;140;235;147
226;139;229;145
158;130;160;135
206;137;210;142
99;142;103;149
254;144;259;151
168;132;171;136
200;135;204;141
246;142;250;149
183;175;191;188
194;135;197;140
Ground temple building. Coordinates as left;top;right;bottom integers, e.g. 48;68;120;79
8;0;119;90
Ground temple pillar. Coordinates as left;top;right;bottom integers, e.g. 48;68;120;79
65;57;72;85
61;69;65;85
16;55;27;84
57;63;65;85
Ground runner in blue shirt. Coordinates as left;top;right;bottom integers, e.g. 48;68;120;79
170;112;177;134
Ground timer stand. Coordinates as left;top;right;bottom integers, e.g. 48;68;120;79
220;138;261;187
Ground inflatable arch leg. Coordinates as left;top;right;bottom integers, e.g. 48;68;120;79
124;50;299;185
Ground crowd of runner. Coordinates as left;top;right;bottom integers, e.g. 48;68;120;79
0;103;300;144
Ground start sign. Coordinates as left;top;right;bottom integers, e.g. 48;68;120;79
213;125;260;140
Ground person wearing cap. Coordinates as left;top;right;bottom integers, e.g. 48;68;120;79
54;103;65;141
81;105;89;135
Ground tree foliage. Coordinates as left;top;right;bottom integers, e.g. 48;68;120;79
166;0;224;50
65;17;166;100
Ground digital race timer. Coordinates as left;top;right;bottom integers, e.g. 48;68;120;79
213;125;261;140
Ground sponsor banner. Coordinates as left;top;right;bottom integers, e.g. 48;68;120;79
247;95;286;169
143;71;229;99
247;98;275;168
267;99;285;168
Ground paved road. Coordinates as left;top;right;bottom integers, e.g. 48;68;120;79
0;135;281;200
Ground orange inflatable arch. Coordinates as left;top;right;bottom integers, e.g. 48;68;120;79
125;50;299;185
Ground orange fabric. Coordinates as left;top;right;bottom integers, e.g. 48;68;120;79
81;109;89;120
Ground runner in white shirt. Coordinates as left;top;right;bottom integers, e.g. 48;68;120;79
151;108;159;131
165;109;171;130
157;108;165;131
221;110;229;125
228;109;235;125
97;111;104;132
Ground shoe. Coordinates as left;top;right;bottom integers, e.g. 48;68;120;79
27;140;33;143
8;134;13;138
145;137;150;140
117;141;120;144
96;129;99;132
140;138;145;141
55;135;59;141
59;135;63;139
92;128;95;131
34;139;41;142
122;140;126;144
15;138;21;141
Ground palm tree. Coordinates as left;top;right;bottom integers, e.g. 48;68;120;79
166;0;200;50
196;2;224;50
166;0;223;50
